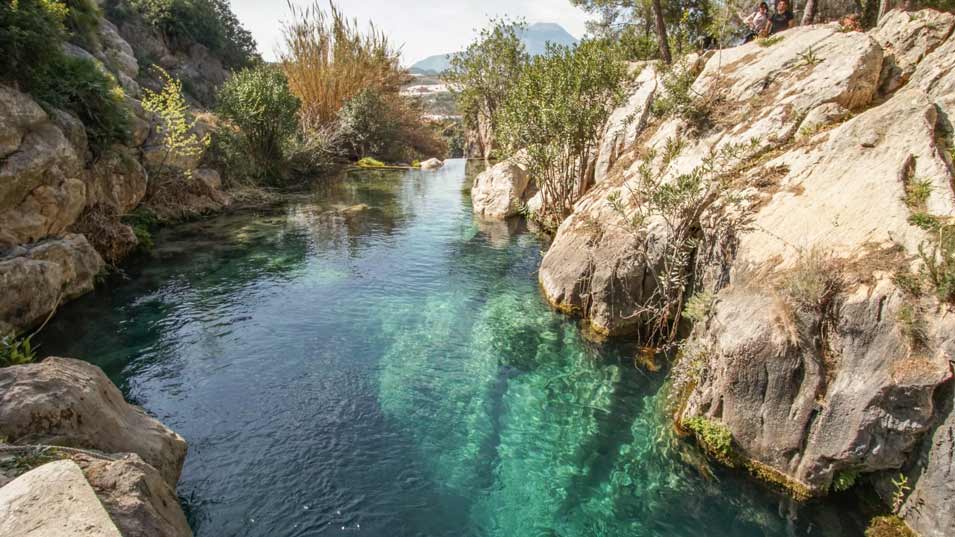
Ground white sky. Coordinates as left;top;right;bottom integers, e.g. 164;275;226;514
231;0;594;64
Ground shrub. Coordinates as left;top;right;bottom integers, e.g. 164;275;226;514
497;39;630;223
683;416;734;465
280;1;405;131
1;0;130;154
216;66;300;183
919;223;955;305
142;66;210;178
445;18;529;159
357;157;386;168
865;516;916;537
651;57;711;129
125;0;258;68
64;0;101;50
31;54;130;154
335;89;445;163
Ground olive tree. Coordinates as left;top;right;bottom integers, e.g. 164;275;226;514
444;19;529;160
497;39;631;226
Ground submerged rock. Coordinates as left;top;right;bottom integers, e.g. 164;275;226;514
0;358;188;488
0;460;122;537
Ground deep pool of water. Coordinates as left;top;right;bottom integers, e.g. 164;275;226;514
38;160;868;536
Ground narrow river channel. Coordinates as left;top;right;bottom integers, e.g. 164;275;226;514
37;160;867;537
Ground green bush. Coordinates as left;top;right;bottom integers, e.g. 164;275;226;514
336;89;401;161
497;38;630;223
216;66;300;183
1;0;129;155
832;469;860;492
64;0;101;49
126;0;258;68
1;335;37;368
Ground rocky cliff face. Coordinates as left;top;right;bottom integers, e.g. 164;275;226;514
0;3;233;338
523;9;955;536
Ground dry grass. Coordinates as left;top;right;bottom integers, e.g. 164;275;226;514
279;1;407;132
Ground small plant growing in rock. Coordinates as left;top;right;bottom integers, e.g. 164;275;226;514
782;247;844;313
797;46;822;67
891;474;911;513
832;469;860;492
683;416;734;466
918;222;955;304
0;335;37;368
865;516;917;537
142;66;211;179
682;290;716;323
651;58;714;130
757;36;784;47
903;178;933;209
896;303;928;349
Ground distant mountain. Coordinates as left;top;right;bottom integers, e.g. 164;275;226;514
409;22;579;75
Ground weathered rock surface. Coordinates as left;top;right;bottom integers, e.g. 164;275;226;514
420;158;444;170
73;453;194;537
0;86;86;246
471;159;533;219
0;234;103;335
535;11;955;515
0;358;188;488
86;147;149;213
884;383;955;537
0;460;122;537
593;63;657;184
540;23;885;336
871;9;955;94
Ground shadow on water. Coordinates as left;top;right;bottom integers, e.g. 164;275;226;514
35;159;868;537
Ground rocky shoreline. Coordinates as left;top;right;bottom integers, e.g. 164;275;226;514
473;9;955;536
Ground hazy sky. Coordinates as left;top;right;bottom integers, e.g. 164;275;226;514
231;0;594;65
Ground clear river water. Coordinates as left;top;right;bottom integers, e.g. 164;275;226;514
38;160;869;537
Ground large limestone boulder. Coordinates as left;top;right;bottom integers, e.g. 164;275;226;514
73;453;194;537
0;85;87;246
86;147;149;214
420;158;444;170
0;234;104;335
885;386;955;537
540;24;885;336
0;358;188;488
593;63;657;184
471;159;533;220
0;460;122;537
870;9;955;94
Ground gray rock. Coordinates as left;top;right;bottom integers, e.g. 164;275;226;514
871;9;955;94
0;460;122;537
0;358;188;488
0;235;103;335
87;147;148;213
74;453;194;537
471;158;532;220
420;158;444;170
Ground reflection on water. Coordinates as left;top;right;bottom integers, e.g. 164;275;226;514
38;160;866;537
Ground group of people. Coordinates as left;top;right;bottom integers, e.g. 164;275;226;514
741;0;797;42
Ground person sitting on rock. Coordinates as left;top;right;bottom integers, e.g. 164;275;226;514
769;0;796;35
741;2;772;42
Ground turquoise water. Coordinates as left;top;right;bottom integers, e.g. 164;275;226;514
38;160;866;536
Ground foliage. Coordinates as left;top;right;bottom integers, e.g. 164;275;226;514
865;516;917;537
832;469;859;492
445;18;529;157
897;303;928;349
283;125;349;181
31;54;131;154
216;65;300;183
280;1;405;132
782;247;844;313
0;0;129;155
334;88;444;163
918;223;955;304
357;157;386;168
683;416;733;464
903;178;933;210
64;0;101;49
891;474;911;513
608;138;757;346
682;290;716;323
757;35;784;47
497;39;630;224
651;58;712;130
142;66;210;178
0;335;37;368
124;0;258;68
